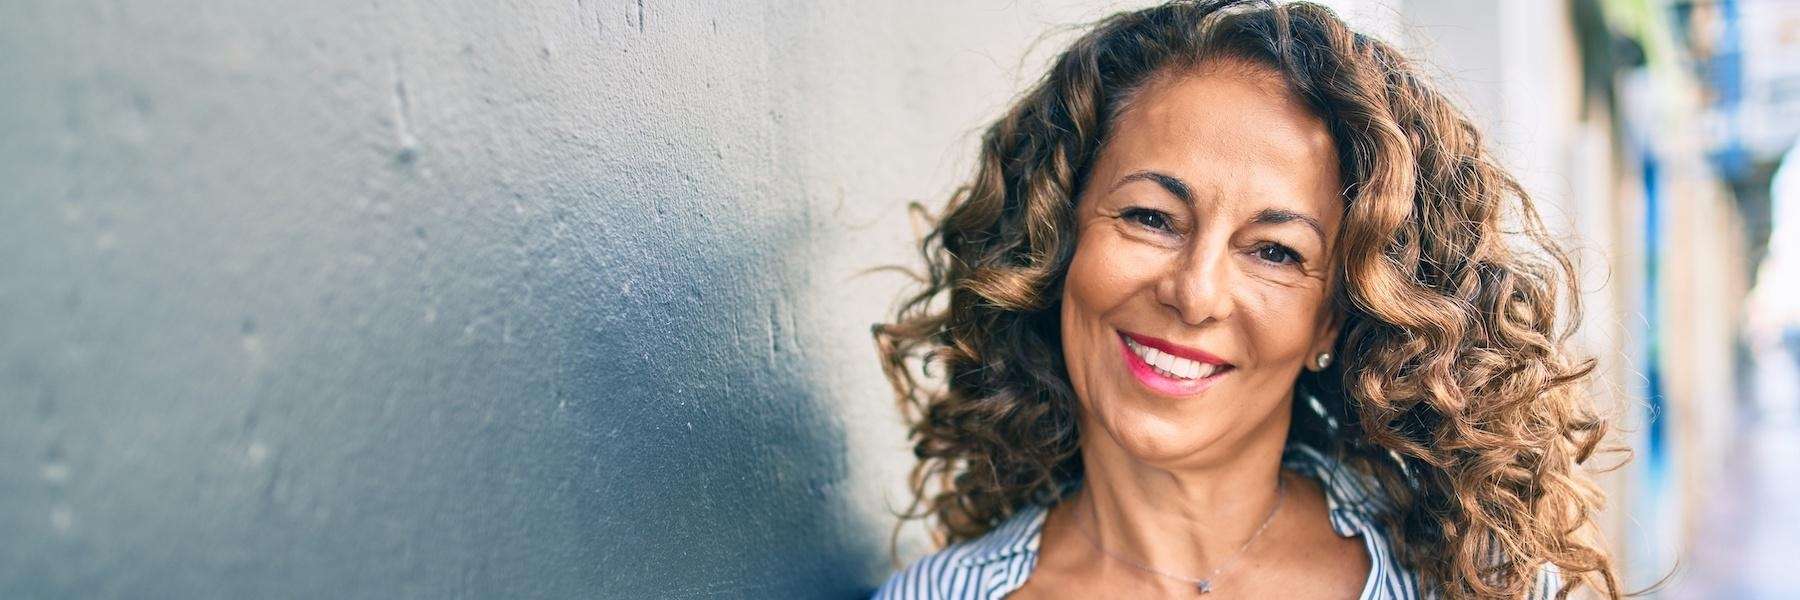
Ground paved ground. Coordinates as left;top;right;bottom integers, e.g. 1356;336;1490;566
1663;347;1800;599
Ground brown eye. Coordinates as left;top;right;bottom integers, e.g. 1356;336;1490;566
1122;208;1173;232
1255;242;1303;265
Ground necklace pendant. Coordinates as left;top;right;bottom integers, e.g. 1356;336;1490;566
1196;580;1212;594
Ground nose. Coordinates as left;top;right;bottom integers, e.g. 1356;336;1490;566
1155;244;1235;326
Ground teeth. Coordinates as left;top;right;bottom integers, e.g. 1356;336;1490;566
1126;337;1224;381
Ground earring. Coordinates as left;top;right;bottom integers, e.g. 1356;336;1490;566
1313;352;1333;370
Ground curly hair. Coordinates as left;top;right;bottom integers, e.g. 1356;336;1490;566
872;1;1621;598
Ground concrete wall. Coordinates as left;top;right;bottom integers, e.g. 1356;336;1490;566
0;1;1158;597
0;0;1420;598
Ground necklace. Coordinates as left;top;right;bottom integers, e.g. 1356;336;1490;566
1073;475;1286;595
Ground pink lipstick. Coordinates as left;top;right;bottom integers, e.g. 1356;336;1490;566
1116;331;1234;397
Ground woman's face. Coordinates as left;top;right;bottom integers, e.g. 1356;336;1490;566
1060;63;1344;467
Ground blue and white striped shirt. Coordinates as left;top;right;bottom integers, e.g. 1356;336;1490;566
873;443;1560;599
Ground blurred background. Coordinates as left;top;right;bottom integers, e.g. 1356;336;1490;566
1;0;1795;598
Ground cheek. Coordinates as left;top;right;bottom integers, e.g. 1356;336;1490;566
1060;234;1154;378
1239;283;1332;363
1064;234;1145;309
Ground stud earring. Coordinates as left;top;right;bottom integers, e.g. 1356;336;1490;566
1314;352;1333;370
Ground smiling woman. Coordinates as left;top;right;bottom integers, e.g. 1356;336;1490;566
872;1;1619;599
1061;63;1344;472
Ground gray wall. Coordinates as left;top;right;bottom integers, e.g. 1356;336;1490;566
0;1;1138;597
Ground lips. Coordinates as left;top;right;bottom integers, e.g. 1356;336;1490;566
1117;331;1233;396
1122;332;1232;365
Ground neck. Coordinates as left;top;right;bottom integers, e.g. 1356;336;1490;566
1072;414;1291;581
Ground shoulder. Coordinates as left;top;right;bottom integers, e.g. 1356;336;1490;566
1281;443;1424;597
1281;443;1572;600
871;504;1049;600
870;545;964;600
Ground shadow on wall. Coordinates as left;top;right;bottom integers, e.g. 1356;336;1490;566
575;178;878;598
0;0;885;598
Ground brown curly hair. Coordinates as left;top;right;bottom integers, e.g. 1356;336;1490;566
872;1;1621;598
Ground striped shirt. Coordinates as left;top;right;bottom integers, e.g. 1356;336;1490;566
873;443;1561;599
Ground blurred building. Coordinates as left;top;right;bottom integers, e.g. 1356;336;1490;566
1373;0;1797;596
1325;0;1797;595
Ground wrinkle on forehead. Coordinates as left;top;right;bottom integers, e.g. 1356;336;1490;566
1100;62;1341;220
1108;56;1313;135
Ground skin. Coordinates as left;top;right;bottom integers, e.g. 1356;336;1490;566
1007;62;1369;598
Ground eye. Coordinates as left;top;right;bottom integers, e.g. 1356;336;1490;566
1121;208;1174;232
1254;242;1304;266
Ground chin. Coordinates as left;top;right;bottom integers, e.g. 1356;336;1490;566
1087;376;1292;469
1092;399;1231;465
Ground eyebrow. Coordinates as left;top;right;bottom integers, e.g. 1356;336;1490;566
1110;169;1325;242
1112;170;1192;203
1250;208;1325;241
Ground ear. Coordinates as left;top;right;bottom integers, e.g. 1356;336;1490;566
1305;308;1343;372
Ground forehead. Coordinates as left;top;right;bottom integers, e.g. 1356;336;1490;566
1097;62;1342;218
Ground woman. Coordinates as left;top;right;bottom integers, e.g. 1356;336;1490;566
871;1;1619;598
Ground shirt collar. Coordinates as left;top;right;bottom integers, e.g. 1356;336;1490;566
952;443;1393;568
956;503;1048;568
1280;442;1394;536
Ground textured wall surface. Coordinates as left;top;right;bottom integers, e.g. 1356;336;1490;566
0;1;1145;597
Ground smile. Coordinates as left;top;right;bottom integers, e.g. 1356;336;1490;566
1117;331;1234;396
